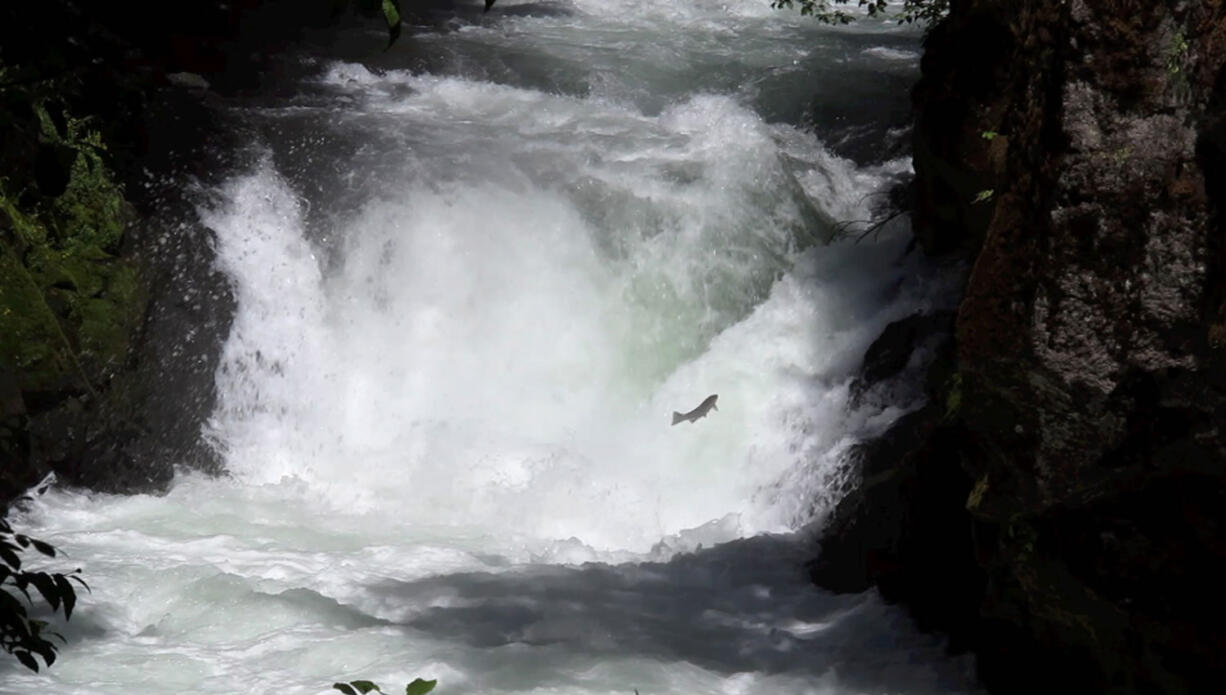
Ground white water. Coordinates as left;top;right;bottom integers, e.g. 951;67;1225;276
4;2;977;694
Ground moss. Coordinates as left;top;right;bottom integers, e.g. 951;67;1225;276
0;238;73;384
943;371;963;420
77;263;146;375
1165;26;1189;76
966;473;989;511
28;243;109;295
0;195;47;245
50;144;128;251
0;102;145;395
38;105;131;250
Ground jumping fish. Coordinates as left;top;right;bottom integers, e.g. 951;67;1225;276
672;394;718;426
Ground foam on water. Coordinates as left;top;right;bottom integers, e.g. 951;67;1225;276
195;77;940;551
3;3;980;694
8;478;976;695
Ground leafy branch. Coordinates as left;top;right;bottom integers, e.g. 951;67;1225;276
831;208;909;243
769;0;949;27
1;516;89;672
334;677;437;695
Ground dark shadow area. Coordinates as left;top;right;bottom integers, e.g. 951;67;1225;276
808;55;917;165
365;535;982;694
1198;55;1226;350
405;0;575;25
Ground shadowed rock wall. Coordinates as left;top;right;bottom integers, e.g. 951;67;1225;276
813;1;1226;693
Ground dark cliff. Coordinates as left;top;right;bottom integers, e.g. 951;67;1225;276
813;1;1226;693
0;0;276;508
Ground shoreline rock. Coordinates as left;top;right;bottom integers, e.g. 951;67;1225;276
813;1;1226;693
0;4;249;509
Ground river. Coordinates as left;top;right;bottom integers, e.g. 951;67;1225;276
5;1;978;693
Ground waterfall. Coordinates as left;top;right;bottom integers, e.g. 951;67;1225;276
6;3;979;693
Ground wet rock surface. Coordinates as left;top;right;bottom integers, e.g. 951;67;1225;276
2;89;238;505
814;1;1226;693
0;3;256;507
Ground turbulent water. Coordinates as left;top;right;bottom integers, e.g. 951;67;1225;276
6;1;979;693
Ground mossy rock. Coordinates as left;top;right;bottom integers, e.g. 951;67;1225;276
0;235;77;391
0;106;146;396
48;137;129;250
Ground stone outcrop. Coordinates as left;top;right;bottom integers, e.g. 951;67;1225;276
0;3;241;508
813;1;1226;693
0;91;236;506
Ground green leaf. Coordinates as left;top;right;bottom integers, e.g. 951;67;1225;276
981;130;998;140
36;642;57;667
333;684;358;695
0;586;29;616
29;572;61;611
0;544;21;570
351;681;383;694
13;575;33;603
381;0;402;47
380;0;400;26
405;678;437;695
55;574;77;619
972;189;995;204
15;650;39;672
31;539;56;557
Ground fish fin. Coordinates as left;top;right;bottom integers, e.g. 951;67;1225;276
672;412;683;425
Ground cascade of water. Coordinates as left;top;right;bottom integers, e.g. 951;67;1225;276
5;3;979;693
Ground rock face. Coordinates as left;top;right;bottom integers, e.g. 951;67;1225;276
0;31;236;507
813;1;1226;693
0;0;385;509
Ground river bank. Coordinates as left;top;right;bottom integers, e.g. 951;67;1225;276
813;2;1226;693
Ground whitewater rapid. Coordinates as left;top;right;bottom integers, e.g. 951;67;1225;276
4;1;979;693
